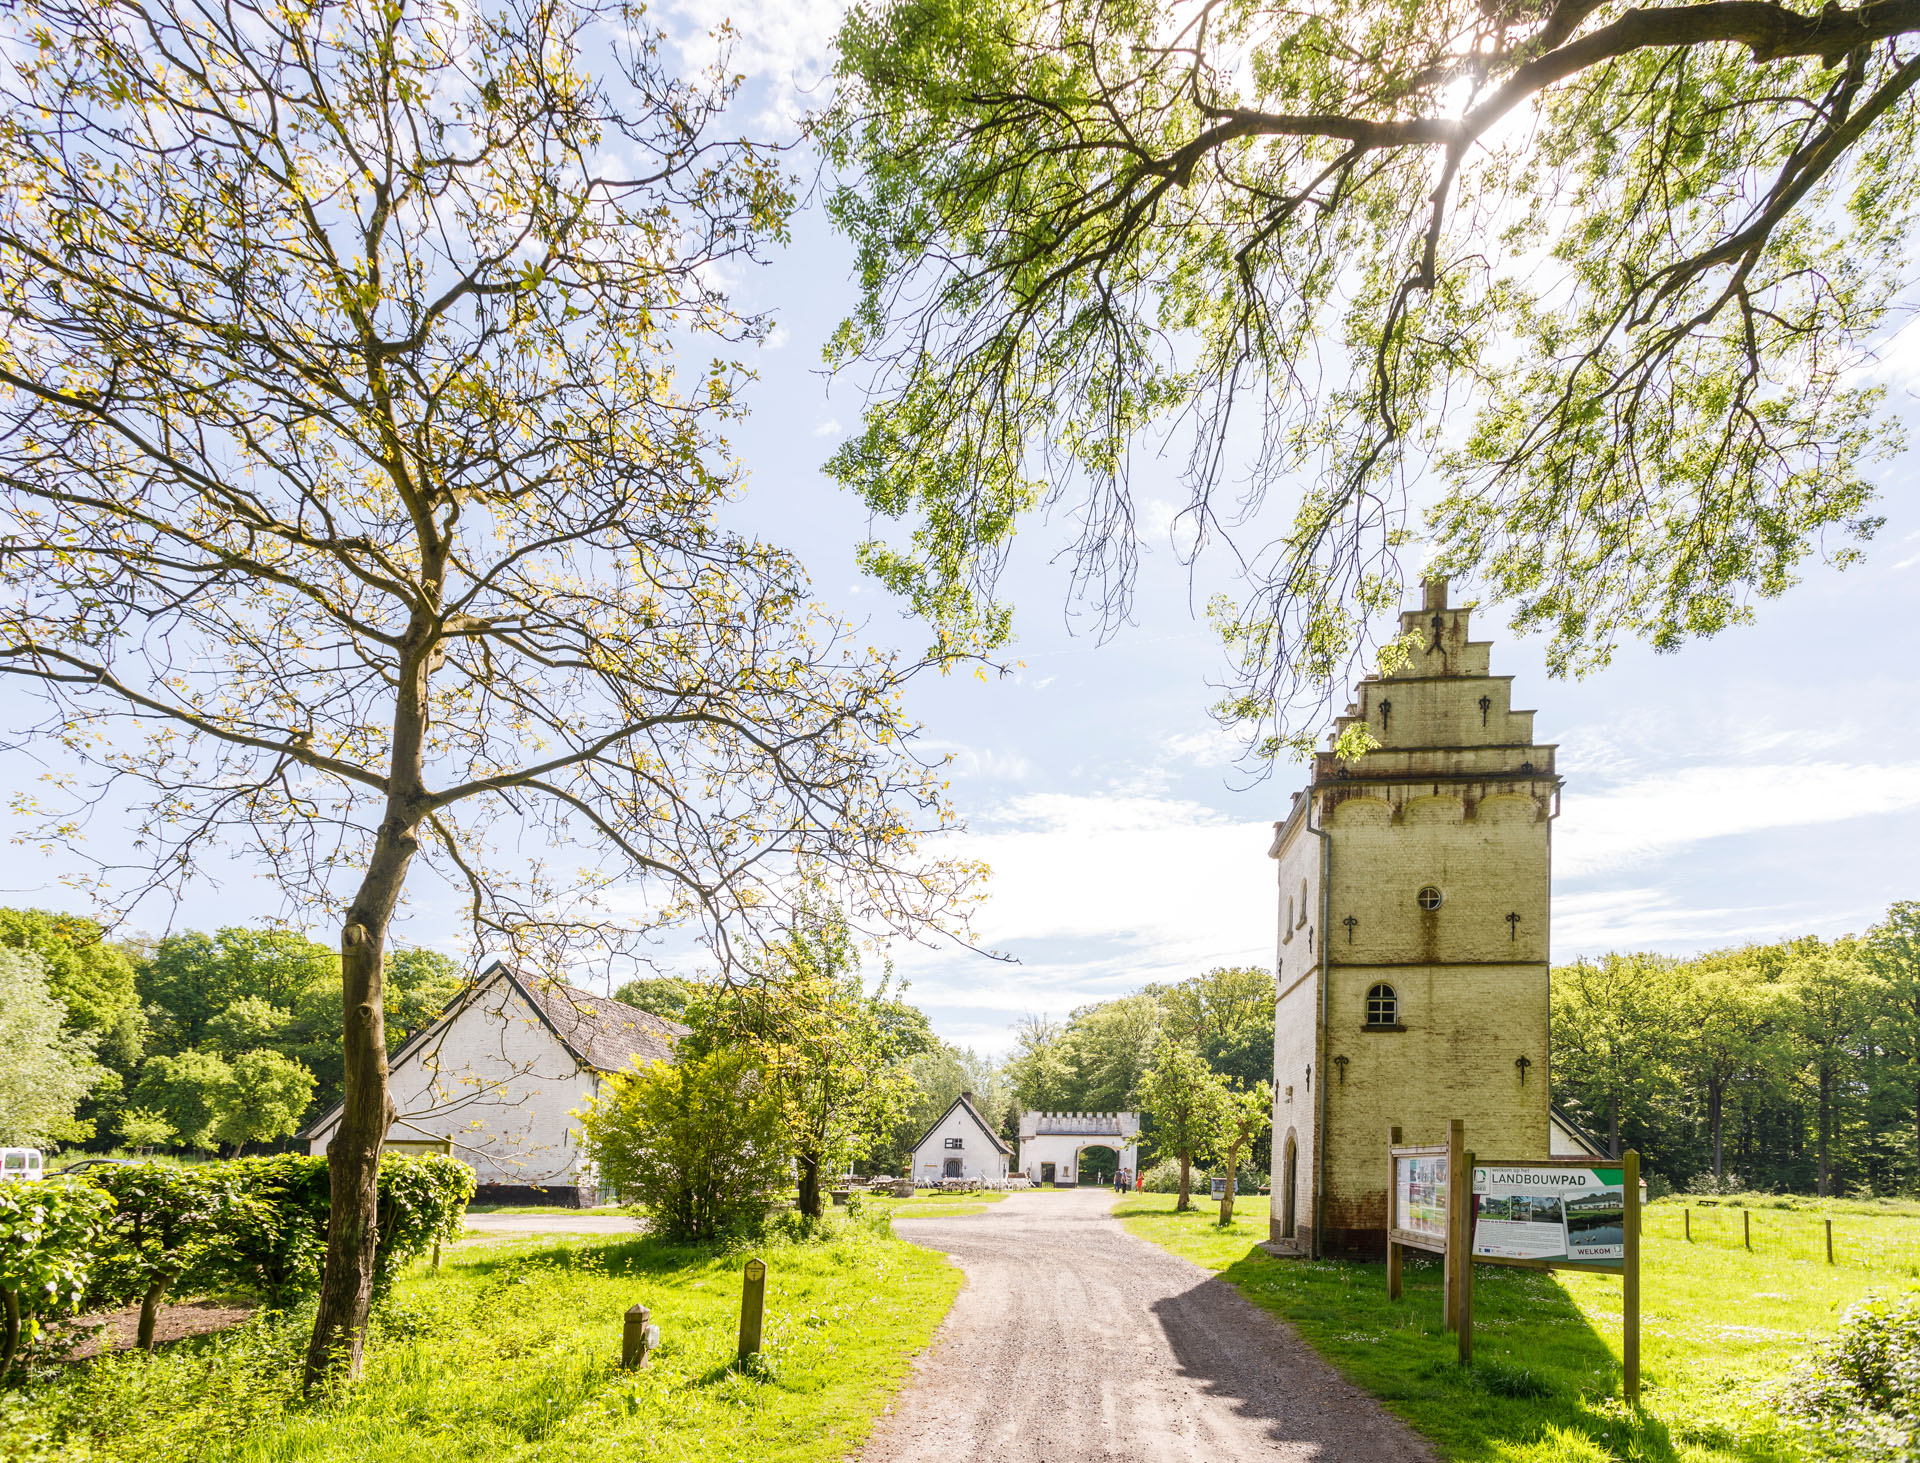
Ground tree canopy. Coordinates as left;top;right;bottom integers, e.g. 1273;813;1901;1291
821;0;1920;755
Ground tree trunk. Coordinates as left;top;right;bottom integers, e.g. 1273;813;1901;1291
1817;1067;1833;1198
1709;1078;1724;1181
1218;1140;1241;1227
300;814;416;1391
2;1288;18;1379
797;1151;822;1219
1176;1150;1191;1211
137;1278;169;1351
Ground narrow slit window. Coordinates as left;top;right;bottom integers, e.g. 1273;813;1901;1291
1366;983;1399;1027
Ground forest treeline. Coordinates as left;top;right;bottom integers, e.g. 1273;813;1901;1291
1552;901;1919;1197
0;911;465;1151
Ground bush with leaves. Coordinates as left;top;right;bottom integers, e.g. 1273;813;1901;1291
1780;1286;1920;1460
0;1178;109;1379
220;1153;473;1304
85;1163;253;1351
579;1049;788;1243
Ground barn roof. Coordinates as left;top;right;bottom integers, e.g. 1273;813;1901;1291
514;967;689;1073
909;1092;1013;1157
295;959;688;1141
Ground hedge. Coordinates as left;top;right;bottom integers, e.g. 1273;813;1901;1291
0;1152;474;1379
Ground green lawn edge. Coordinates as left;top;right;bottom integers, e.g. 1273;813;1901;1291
13;1216;961;1463
1114;1193;1910;1463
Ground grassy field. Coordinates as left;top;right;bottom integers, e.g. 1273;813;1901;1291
861;1188;1015;1220
1116;1193;1918;1462
5;1214;958;1463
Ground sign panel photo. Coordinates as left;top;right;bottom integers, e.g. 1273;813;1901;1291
1471;1165;1625;1266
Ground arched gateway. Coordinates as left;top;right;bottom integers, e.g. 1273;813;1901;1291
1017;1111;1141;1186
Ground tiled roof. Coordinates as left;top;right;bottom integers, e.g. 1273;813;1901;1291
514;970;689;1074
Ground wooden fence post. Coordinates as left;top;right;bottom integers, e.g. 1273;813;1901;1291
1457;1149;1475;1367
1443;1118;1464;1333
738;1257;767;1362
1683;1208;1690;1242
1387;1126;1403;1302
1743;1209;1751;1251
1825;1218;1834;1265
1623;1150;1641;1407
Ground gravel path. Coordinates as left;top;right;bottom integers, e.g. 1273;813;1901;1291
864;1189;1433;1462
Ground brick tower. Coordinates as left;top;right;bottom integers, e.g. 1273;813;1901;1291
1266;578;1558;1255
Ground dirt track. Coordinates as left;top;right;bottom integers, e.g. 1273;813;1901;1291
863;1188;1433;1462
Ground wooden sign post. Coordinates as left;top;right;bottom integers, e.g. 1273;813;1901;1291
1456;1149;1641;1401
1385;1125;1451;1305
738;1256;767;1362
1443;1119;1465;1333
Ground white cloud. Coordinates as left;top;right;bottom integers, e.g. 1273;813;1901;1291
812;417;843;438
1557;760;1920;878
889;792;1277;1048
657;0;846;125
764;323;790;350
1161;725;1243;768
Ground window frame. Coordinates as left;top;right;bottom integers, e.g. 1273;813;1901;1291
1363;982;1403;1031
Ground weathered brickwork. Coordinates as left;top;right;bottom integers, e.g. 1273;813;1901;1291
1269;579;1557;1255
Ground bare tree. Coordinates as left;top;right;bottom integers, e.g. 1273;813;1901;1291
821;0;1920;758
0;0;976;1385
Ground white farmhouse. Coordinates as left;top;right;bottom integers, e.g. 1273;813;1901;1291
300;959;686;1206
1018;1111;1141;1187
906;1092;1011;1183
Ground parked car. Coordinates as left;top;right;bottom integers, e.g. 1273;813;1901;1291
0;1148;45;1181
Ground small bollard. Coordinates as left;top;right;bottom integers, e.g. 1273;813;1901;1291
622;1303;658;1369
1825;1218;1834;1265
1683;1208;1690;1242
1743;1209;1751;1251
738;1256;767;1361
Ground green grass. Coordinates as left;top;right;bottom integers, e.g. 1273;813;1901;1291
861;1189;1013;1220
1117;1193;1914;1462
6;1214;959;1463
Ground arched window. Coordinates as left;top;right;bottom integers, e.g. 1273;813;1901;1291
1365;983;1399;1027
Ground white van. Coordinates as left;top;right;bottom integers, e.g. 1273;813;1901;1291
0;1148;45;1181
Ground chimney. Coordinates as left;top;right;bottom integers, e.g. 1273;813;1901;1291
1422;576;1449;611
960;1090;974;1106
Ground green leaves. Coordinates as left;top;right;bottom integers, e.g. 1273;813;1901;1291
820;0;1920;755
0;1177;109;1375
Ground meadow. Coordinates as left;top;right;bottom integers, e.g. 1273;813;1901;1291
1;1213;959;1463
1116;1193;1920;1462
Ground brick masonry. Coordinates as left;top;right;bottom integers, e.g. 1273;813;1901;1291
1270;578;1556;1256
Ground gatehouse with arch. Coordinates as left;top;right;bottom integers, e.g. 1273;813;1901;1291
1018;1110;1141;1186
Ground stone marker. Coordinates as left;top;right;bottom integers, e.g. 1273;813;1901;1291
738;1257;767;1361
622;1303;657;1368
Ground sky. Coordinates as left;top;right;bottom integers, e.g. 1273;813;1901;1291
1;0;1916;1059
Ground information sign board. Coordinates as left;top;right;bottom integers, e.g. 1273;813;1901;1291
1392;1154;1449;1248
1209;1175;1240;1200
1471;1164;1625;1267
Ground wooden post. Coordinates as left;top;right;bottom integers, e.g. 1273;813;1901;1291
432;1240;441;1271
1623;1150;1641;1406
1825;1218;1834;1265
1457;1148;1475;1367
1387;1126;1403;1301
738;1257;767;1362
621;1303;653;1369
1443;1119;1465;1332
1743;1209;1751;1251
1683;1208;1690;1242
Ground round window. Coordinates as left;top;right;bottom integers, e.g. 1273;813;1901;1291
1416;885;1443;911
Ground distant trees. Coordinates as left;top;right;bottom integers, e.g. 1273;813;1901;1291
0;949;101;1146
1141;1040;1231;1211
1552;905;1920;1197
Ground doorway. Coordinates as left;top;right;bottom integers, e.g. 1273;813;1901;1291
1040;1162;1056;1185
1281;1131;1298;1238
1077;1145;1119;1185
944;1158;962;1179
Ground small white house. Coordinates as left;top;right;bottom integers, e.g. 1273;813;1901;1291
907;1092;1011;1183
1018;1111;1141;1186
300;960;686;1205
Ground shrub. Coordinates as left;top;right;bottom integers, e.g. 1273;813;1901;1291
1779;1286;1920;1460
0;1178;110;1379
86;1163;254;1350
578;1048;787;1242
220;1153;474;1303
